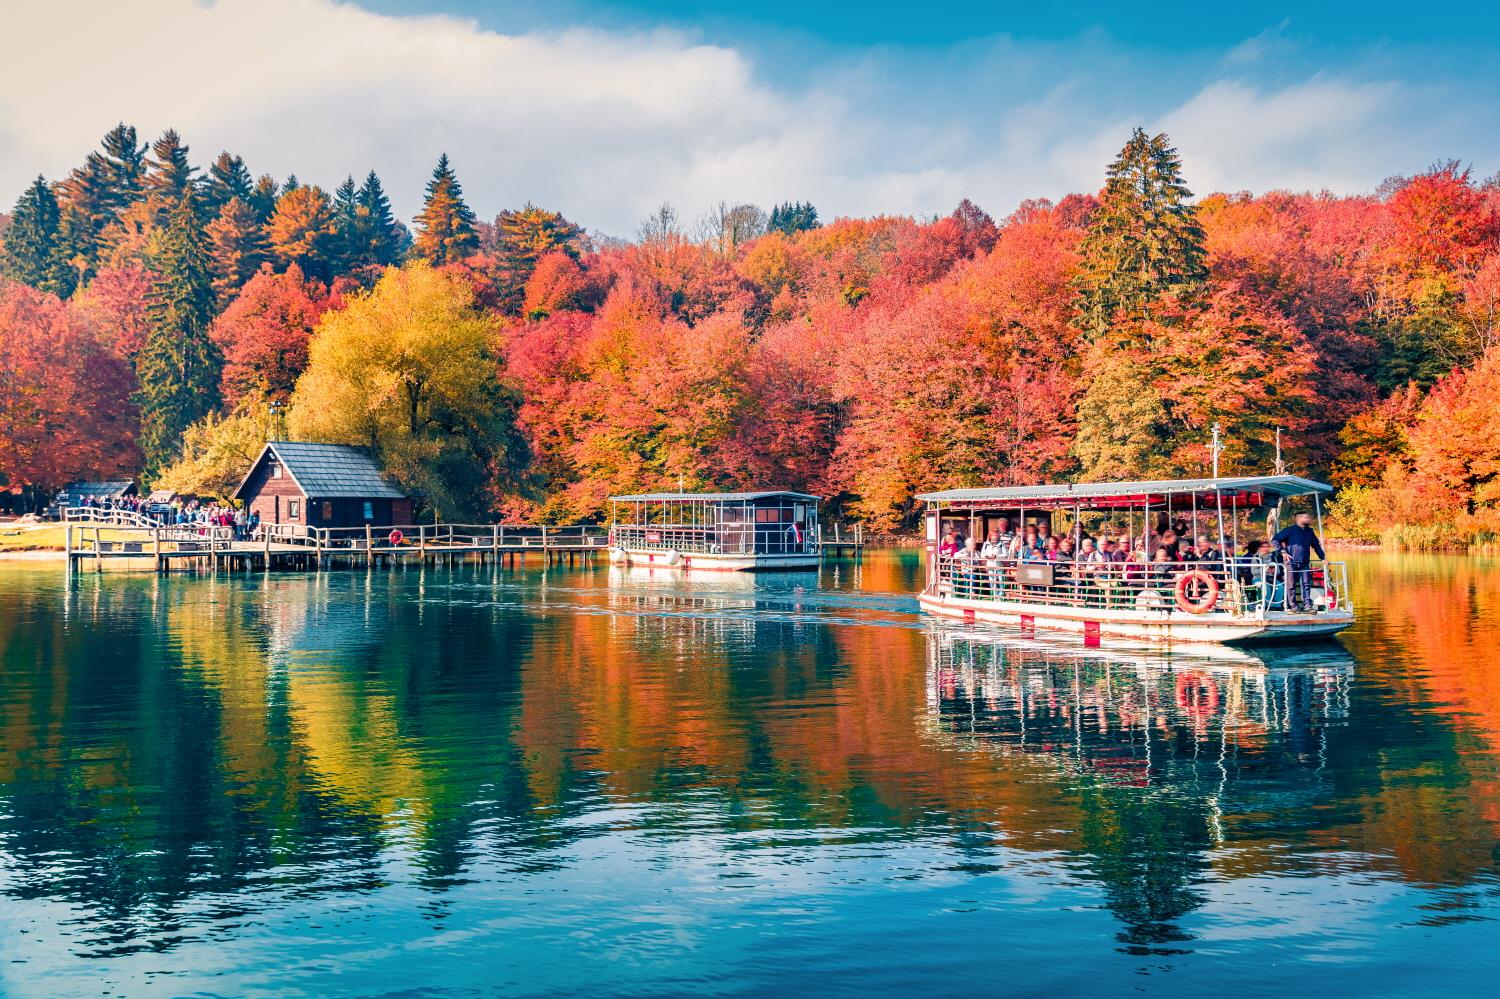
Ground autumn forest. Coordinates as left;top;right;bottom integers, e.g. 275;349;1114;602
1;124;1497;544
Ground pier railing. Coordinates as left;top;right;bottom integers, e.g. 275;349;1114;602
932;554;1350;617
62;507;159;528
256;523;613;552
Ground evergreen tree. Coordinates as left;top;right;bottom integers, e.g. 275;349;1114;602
203;152;254;218
136;193;222;479
412;154;478;264
768;201;820;234
96;123;147;225
248;174;280;225
205;197;270;306
144;129;198;201
1076;128;1207;333
331;175;361;273
267;185;337;282
1;177;69;295
53;158;106;273
357;171;402;267
489;203;585;312
52;205;95;296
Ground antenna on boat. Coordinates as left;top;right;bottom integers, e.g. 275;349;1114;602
1210;422;1222;480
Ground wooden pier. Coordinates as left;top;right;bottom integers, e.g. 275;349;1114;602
65;520;863;573
65;522;611;573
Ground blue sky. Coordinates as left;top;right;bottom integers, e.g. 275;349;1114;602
4;1;1498;235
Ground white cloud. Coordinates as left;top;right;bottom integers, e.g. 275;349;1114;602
0;0;1493;235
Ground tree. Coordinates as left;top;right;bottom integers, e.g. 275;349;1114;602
1077;128;1207;332
205;197;270;305
289;263;527;518
267;185;337;281
144;129;198;202
154;401;274;498
135;194;222;479
1;177;71;295
202;152;254;218
95;123;148;225
248;174;280;225
412;154;479;264
768;201;820;234
488;204;586;312
697;202;766;258
0;280;139;502
356;171;404;267
210;264;331;404
1407;347;1500;512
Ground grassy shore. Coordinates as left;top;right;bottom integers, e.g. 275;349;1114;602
0;523;143;555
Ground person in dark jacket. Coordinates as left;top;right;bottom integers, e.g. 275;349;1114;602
1272;512;1326;611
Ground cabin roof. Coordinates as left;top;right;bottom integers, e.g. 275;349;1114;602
60;480;136;498
918;474;1331;507
232;442;407;501
610;490;820;503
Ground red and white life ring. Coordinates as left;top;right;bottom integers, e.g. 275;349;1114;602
388;529;404;546
1174;569;1219;614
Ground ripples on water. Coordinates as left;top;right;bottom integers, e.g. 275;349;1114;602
0;551;1498;996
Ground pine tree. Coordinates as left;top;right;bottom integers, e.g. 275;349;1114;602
203;152;254;218
205;197;270;306
1076;128;1207;333
331;175;361;273
1;177;68;295
248;175;280;225
144;129;198;201
412;154;478;264
136;193;222;479
356;171;402;267
266;185;337;282
96;123;147;225
768;201;820;235
490;203;585;312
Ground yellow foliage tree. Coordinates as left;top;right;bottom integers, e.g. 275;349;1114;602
155;402;273;501
289;263;528;519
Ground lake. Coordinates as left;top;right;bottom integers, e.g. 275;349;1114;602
1;550;1498;997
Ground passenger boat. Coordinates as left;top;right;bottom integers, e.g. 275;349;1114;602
916;475;1354;646
607;491;821;571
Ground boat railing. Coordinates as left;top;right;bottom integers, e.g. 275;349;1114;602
932;554;1349;617
610;524;818;556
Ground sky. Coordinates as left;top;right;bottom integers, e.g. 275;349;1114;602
2;0;1498;237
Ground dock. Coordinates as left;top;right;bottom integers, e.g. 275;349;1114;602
64;521;863;573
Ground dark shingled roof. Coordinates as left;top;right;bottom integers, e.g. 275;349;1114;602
60;481;136;500
234;442;407;500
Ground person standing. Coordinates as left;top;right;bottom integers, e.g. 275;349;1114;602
1273;512;1326;611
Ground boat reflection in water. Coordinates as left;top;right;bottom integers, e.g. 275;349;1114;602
925;623;1355;950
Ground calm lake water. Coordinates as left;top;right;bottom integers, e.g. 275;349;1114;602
1;550;1498;997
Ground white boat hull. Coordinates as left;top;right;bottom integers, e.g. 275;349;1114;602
918;590;1353;646
615;547;820;572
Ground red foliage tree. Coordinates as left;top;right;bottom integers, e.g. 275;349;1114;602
209;264;333;405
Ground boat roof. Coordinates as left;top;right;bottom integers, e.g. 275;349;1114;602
610;491;820;503
918;474;1331;508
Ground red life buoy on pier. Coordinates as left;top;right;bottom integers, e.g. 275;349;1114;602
1174;569;1219;614
388;529;404;546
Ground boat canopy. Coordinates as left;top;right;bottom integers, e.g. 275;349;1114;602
610;491;820;503
918;475;1330;511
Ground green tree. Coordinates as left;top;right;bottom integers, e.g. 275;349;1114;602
248;174;280;225
135;194;222;478
1076;128;1207;333
1072;351;1174;480
202;152;254;218
289;263;527;519
768;201;819;234
357;171;404;267
1;177;72;295
412;154;478;264
96;123;147;224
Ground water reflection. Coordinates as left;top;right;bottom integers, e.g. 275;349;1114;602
0;553;1498;994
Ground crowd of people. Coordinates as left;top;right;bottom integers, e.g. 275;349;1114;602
65;493;262;541
936;511;1330;613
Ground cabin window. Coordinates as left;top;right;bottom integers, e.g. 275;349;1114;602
271;463;283;479
288;499;301;520
363;501;374;520
321;501;334;521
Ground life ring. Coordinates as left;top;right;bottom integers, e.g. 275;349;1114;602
388;529;404;546
1135;589;1166;611
608;546;628;564
1175;569;1219;614
1175;671;1220;720
664;550;682;566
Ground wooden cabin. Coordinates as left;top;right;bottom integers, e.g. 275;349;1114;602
233;442;411;531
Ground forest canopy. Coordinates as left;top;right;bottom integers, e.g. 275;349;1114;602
2;123;1498;545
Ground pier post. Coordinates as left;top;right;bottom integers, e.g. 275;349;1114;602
419;524;426;561
365;523;373;567
493;523;499;563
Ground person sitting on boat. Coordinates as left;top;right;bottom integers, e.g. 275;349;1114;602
979;529;1008;596
953;537;981;596
939;529;960;558
1160;529;1181;561
1272;512;1326;612
991;517;1017;553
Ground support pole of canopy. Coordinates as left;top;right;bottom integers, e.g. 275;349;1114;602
1314;493;1324;543
1215;487;1228;555
1191;493;1199;550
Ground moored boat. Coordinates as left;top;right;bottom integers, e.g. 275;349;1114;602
916;475;1354;646
607;491;821;571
